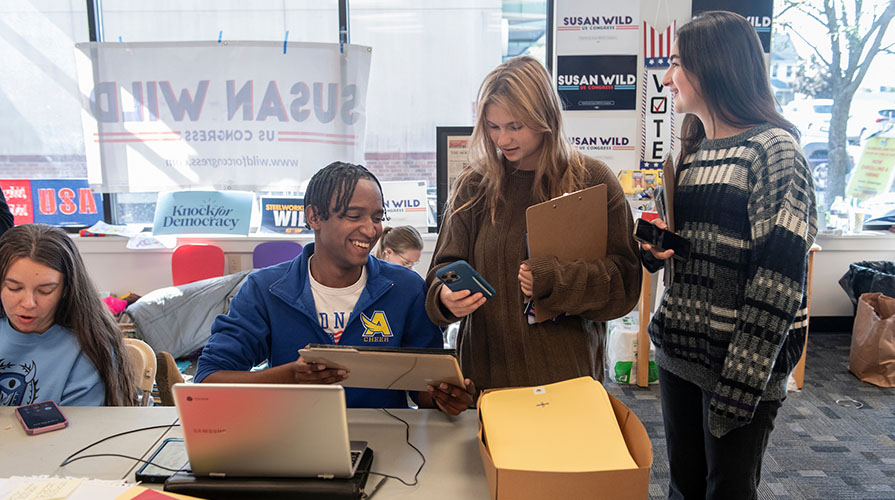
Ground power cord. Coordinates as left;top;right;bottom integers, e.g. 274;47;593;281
365;409;426;498
58;421;181;469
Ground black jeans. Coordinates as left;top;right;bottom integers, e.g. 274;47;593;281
659;367;782;500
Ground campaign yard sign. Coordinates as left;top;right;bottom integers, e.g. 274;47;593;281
380;181;428;230
260;196;310;234
14;179;104;227
0;179;35;225
556;55;637;111
152;190;253;236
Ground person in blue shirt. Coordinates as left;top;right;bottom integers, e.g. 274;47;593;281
0;224;137;406
196;162;474;414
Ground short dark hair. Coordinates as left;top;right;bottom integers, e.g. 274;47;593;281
304;161;386;229
676;10;797;156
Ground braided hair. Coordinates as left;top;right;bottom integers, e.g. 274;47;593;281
304;161;387;229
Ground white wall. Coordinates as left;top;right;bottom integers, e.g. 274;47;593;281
75;231;894;317
75;233;437;296
811;232;895;316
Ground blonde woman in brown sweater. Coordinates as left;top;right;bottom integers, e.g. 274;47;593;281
425;56;641;393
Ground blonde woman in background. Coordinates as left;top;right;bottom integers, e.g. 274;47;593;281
375;225;423;270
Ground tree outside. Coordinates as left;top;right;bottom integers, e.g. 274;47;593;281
776;0;895;207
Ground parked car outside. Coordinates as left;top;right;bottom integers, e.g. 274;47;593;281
800;131;861;192
784;97;894;144
846;100;895;143
784;98;832;136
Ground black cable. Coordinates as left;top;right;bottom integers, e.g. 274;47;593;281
366;409;426;489
58;421;180;468
58;453;186;472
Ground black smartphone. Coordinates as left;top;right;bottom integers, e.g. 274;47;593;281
15;401;68;435
633;218;691;262
135;437;190;483
436;260;496;298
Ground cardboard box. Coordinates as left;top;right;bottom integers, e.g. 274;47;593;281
477;390;652;500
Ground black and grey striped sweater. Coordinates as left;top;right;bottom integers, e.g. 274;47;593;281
643;123;817;438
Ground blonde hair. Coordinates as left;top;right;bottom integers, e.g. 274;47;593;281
375;225;423;259
450;56;589;221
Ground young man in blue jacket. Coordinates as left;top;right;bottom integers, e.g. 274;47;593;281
196;162;473;414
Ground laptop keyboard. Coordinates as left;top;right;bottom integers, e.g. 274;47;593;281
350;451;361;467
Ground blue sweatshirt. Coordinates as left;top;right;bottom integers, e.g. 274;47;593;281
196;243;443;408
0;320;105;406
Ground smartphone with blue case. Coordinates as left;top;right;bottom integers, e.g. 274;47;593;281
436;260;495;299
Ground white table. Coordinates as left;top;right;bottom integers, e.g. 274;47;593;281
0;407;489;499
0;407;178;480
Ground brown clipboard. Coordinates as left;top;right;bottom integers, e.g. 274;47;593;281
661;154;676;288
525;183;607;322
662;153;676;232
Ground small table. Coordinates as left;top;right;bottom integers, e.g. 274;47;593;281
792;243;821;389
0;406;489;499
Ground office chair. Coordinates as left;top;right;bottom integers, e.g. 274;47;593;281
172;243;225;286
252;240;303;269
124;338;156;406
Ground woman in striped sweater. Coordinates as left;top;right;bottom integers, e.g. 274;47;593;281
641;11;817;500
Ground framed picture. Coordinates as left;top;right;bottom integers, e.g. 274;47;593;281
435;126;474;231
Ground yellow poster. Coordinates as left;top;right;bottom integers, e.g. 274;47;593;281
846;136;895;200
617;169;663;196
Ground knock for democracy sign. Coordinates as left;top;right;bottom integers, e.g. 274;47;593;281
152;190;253;236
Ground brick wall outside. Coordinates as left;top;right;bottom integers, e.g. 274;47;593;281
0;155;87;179
364;151;437;187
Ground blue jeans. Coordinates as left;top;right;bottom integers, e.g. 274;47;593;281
659;367;782;500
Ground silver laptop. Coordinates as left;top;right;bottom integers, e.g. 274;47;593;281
172;383;368;479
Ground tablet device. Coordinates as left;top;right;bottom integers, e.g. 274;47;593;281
136;438;189;483
298;345;465;391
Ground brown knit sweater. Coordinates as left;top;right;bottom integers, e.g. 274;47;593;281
425;155;641;392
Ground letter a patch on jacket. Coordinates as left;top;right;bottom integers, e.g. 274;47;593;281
361;311;394;339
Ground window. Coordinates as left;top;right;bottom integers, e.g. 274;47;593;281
0;2;89;180
97;0;340;224
349;0;503;190
0;1;547;228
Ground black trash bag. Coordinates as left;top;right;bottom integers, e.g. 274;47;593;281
839;261;895;308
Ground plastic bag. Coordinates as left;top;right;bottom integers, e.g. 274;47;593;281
606;312;657;384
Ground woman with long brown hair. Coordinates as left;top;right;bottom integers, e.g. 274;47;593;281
425;55;641;392
0;224;136;406
641;11;817;499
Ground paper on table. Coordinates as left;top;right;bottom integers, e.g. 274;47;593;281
0;477;130;500
3;478;82;500
126;234;177;250
85;222;142;238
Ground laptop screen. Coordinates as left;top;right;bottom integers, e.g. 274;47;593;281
172;383;366;478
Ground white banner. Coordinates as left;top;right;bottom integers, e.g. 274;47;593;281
380;181;429;231
75;41;372;193
565;115;638;172
555;0;640;55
